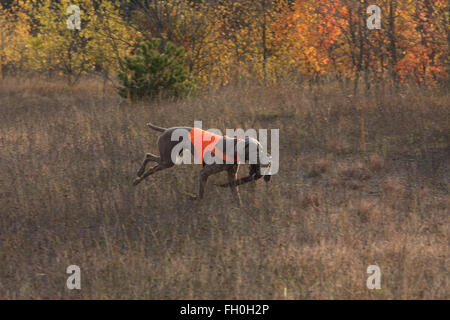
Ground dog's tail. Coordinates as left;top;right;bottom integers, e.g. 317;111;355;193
147;122;166;132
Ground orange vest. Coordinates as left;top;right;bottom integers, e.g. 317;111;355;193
188;128;239;165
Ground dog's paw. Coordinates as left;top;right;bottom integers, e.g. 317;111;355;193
132;177;142;186
215;182;230;188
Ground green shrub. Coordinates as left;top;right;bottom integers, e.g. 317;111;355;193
118;39;196;100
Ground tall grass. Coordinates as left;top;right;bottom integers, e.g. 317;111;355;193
0;78;448;299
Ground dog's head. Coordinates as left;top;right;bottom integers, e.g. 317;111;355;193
260;155;272;182
237;137;272;182
258;148;272;183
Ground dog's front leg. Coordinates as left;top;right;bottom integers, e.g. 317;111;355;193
227;165;242;206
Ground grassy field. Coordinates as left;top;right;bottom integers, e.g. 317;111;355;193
0;77;448;299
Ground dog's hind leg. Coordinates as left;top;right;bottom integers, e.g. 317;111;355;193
133;163;171;186
137;153;161;177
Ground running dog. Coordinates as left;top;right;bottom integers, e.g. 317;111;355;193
133;123;272;204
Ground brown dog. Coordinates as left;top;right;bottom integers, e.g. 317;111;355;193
133;123;271;205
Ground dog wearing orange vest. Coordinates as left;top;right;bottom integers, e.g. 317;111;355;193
133;123;272;205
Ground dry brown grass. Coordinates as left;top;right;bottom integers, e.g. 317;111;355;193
0;78;448;299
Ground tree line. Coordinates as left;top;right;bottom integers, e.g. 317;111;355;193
0;0;448;87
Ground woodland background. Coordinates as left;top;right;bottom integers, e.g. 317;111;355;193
0;0;448;87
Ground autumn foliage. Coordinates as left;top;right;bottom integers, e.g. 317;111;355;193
0;0;448;86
